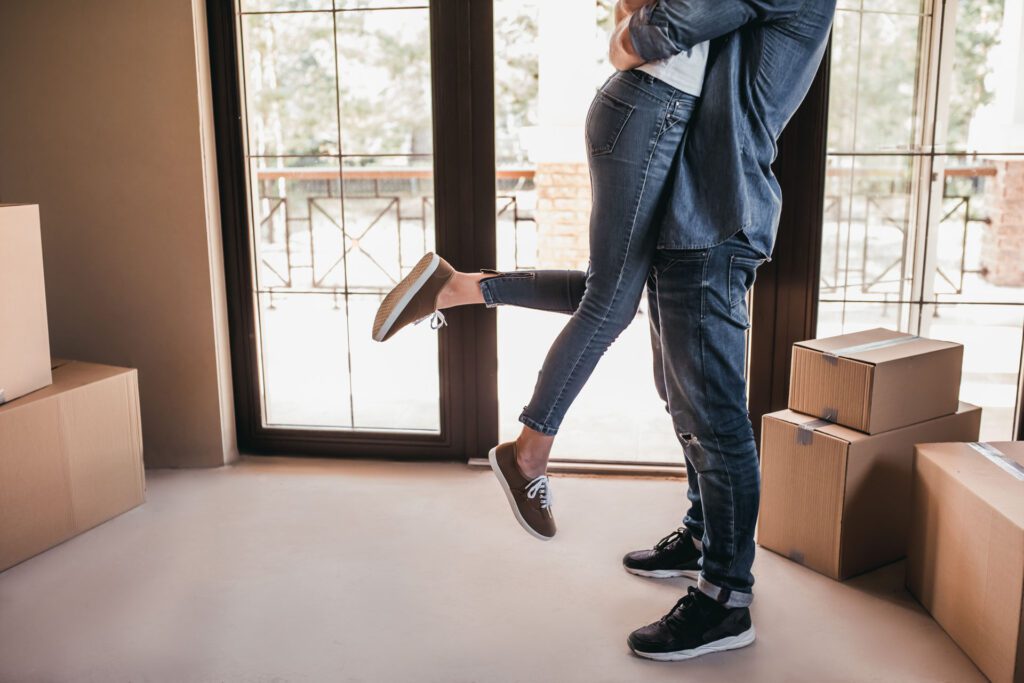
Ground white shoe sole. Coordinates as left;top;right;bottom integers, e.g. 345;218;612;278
624;567;700;580
372;253;440;342
488;447;553;542
630;627;756;661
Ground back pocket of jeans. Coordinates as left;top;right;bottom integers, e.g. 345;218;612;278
728;256;762;307
728;255;763;327
585;90;634;157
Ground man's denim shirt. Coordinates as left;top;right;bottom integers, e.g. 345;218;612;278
630;0;836;257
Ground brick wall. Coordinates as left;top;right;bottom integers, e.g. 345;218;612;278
981;159;1024;287
534;162;591;270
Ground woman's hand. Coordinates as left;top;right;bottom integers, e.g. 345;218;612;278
609;9;647;71
614;0;653;24
621;0;654;10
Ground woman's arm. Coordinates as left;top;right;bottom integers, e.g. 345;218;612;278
614;0;651;24
610;1;652;71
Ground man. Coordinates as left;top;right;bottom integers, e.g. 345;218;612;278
609;0;837;662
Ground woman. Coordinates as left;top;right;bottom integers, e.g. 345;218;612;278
372;0;707;541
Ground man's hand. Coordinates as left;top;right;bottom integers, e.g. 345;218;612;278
609;10;647;71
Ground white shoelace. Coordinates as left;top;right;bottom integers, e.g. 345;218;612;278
415;310;448;330
525;475;553;510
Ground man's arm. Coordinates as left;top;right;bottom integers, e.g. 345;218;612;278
628;0;804;62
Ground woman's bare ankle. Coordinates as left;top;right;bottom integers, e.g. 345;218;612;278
436;271;487;309
515;428;554;479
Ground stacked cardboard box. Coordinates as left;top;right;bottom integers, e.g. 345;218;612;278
0;205;145;573
907;441;1024;682
0;204;52;403
758;328;980;580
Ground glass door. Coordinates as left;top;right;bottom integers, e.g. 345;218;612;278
818;0;1024;439
238;0;439;433
211;0;495;457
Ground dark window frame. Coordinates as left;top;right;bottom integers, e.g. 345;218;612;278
748;43;832;443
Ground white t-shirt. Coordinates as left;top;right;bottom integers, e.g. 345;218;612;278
636;41;710;97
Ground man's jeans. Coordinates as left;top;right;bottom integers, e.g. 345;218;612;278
647;235;763;607
479;232;764;607
481;70;697;436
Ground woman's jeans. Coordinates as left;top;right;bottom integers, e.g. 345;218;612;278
480;70;697;437
481;227;765;607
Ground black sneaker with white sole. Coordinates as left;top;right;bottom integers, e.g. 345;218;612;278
628;586;755;661
622;528;701;579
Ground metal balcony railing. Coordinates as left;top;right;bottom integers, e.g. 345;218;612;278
252;166;536;306
819;164;995;300
252;164;995;305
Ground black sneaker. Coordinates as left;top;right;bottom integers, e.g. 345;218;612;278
622;528;701;579
628;586;755;661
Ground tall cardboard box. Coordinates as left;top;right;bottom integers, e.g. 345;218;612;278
907;441;1024;683
758;403;981;580
0;204;52;404
0;360;145;572
789;328;963;434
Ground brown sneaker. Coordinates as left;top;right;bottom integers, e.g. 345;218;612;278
488;442;556;541
372;253;455;342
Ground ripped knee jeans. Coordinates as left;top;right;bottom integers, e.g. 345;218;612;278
646;232;765;608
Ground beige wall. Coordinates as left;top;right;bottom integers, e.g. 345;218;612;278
0;0;237;468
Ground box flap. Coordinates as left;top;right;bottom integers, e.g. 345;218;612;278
794;328;907;356
794;328;958;366
760;409;870;445
848;337;960;366
771;404;976;439
0;203;52;404
917;441;1024;530
0;361;134;413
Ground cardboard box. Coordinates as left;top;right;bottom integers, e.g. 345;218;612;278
758;402;981;580
907;441;1024;683
0;360;144;572
0;204;52;404
789;328;963;434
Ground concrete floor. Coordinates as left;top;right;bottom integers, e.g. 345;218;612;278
0;457;984;683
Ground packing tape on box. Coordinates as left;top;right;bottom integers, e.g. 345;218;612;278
797;419;833;445
968;442;1024;482
822;334;921;365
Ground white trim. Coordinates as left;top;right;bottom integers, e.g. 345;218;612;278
373;253;440;342
624;567;699;580
631;627;756;662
